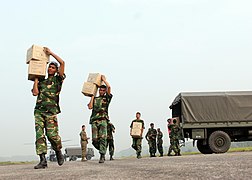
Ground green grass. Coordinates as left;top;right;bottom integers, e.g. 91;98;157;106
0;161;35;166
228;146;252;152
179;146;252;156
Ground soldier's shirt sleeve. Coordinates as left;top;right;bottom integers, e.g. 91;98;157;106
130;121;133;128
56;73;66;83
106;93;113;104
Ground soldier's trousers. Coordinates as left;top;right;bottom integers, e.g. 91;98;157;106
168;138;180;154
132;138;142;154
81;141;87;160
148;139;157;155
34;110;62;155
157;140;163;155
91;120;107;155
107;139;114;156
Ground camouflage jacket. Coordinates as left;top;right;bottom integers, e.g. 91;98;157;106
90;93;113;124
157;131;163;143
35;74;65;114
145;128;157;141
168;124;180;139
107;123;115;140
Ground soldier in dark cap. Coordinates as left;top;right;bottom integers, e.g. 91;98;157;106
145;123;157;157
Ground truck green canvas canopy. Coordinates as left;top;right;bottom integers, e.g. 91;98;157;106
170;91;252;123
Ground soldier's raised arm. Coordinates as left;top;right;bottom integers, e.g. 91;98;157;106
88;96;94;110
44;47;65;77
101;75;111;95
32;78;39;96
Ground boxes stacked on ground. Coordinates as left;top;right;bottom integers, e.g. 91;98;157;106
26;45;50;81
82;73;102;97
130;122;143;138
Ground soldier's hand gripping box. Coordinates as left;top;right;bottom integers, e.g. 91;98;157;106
87;73;102;86
130;122;143;138
82;82;98;97
26;45;50;64
28;60;47;81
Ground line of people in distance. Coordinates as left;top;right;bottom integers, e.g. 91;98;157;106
130;112;181;159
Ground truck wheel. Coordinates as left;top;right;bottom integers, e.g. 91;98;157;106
208;131;231;153
86;154;92;160
71;156;77;161
197;140;213;154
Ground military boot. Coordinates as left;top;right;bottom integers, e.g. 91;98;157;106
34;153;47;169
55;150;64;166
175;150;181;156
137;152;142;159
167;150;172;156
110;155;114;161
99;154;105;163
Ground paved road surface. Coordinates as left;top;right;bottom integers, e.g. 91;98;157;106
1;152;252;180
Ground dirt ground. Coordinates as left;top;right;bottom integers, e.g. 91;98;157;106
1;151;252;180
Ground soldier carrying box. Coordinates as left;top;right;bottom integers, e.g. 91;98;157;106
87;75;113;163
130;112;145;159
31;47;66;169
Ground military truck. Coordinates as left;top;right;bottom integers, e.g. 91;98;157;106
169;91;252;154
64;147;94;161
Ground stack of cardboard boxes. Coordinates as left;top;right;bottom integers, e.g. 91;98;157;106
130;122;143;138
26;45;49;81
82;73;102;97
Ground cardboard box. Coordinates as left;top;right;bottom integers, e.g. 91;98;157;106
26;45;50;64
171;117;180;125
130;122;143;138
82;82;98;97
87;73;102;86
28;60;47;81
131;128;142;138
132;122;143;129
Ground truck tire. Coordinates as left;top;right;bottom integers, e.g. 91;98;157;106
208;131;231;153
86;154;92;160
71;156;77;161
197;140;213;154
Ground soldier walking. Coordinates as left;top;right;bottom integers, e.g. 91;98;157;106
167;119;181;156
80;125;90;161
88;75;112;163
32;47;65;169
130;112;145;159
107;122;115;160
145;123;157;157
157;128;164;157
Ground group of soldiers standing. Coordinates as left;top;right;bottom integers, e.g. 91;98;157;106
145;123;164;157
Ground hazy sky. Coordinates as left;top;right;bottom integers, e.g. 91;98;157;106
0;0;252;157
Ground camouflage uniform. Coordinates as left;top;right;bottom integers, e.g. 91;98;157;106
107;122;115;157
157;130;164;156
34;75;65;155
168;123;181;156
130;119;145;156
90;93;113;155
145;127;157;157
80;130;88;161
